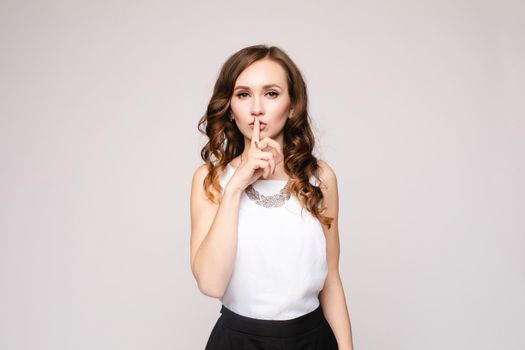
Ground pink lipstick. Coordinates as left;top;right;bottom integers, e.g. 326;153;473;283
249;123;266;130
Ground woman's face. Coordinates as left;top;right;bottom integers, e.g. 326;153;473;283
230;58;293;144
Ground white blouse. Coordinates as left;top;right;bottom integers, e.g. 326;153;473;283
218;163;328;320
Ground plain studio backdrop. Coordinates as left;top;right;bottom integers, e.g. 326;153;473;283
1;0;523;349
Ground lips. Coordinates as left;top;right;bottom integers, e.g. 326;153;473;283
249;123;266;130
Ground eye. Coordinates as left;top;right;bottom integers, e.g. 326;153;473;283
236;91;279;98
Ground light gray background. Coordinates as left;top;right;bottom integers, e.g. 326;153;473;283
1;0;523;349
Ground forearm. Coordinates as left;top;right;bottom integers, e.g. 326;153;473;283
319;273;354;350
193;185;242;297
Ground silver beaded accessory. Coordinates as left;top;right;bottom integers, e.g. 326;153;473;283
239;153;291;208
245;180;291;208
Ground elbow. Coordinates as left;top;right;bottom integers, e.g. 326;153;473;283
192;265;225;298
198;281;225;299
196;276;225;298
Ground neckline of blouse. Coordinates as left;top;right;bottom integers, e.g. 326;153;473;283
226;163;290;183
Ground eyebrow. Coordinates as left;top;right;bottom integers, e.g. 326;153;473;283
234;84;283;91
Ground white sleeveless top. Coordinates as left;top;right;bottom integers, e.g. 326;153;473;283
218;163;328;320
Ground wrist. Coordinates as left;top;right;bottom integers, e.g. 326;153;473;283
224;182;244;196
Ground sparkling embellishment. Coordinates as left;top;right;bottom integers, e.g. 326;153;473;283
245;180;291;208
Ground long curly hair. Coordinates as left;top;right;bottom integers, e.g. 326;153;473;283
197;44;334;229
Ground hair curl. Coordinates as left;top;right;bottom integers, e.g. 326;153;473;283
197;44;334;229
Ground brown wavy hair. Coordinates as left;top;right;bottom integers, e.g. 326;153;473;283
197;44;334;229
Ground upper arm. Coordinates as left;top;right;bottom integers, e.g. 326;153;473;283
317;159;341;277
190;164;220;276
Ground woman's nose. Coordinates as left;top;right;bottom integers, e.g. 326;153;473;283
250;97;264;115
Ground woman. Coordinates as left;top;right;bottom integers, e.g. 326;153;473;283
190;44;354;349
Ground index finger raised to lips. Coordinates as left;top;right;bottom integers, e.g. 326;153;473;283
251;117;260;149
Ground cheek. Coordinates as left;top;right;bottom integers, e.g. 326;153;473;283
230;102;248;116
269;98;291;111
269;104;291;119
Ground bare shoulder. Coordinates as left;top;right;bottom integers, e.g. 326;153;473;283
316;159;338;190
191;164;207;194
191;163;222;202
192;162;228;181
191;163;208;186
316;159;339;211
314;160;339;243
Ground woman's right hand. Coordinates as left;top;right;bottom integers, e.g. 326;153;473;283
226;116;284;192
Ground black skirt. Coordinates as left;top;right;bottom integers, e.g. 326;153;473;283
205;304;338;349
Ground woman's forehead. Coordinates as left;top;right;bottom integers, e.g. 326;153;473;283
235;59;288;89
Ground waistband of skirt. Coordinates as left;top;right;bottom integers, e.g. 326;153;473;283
219;304;325;338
